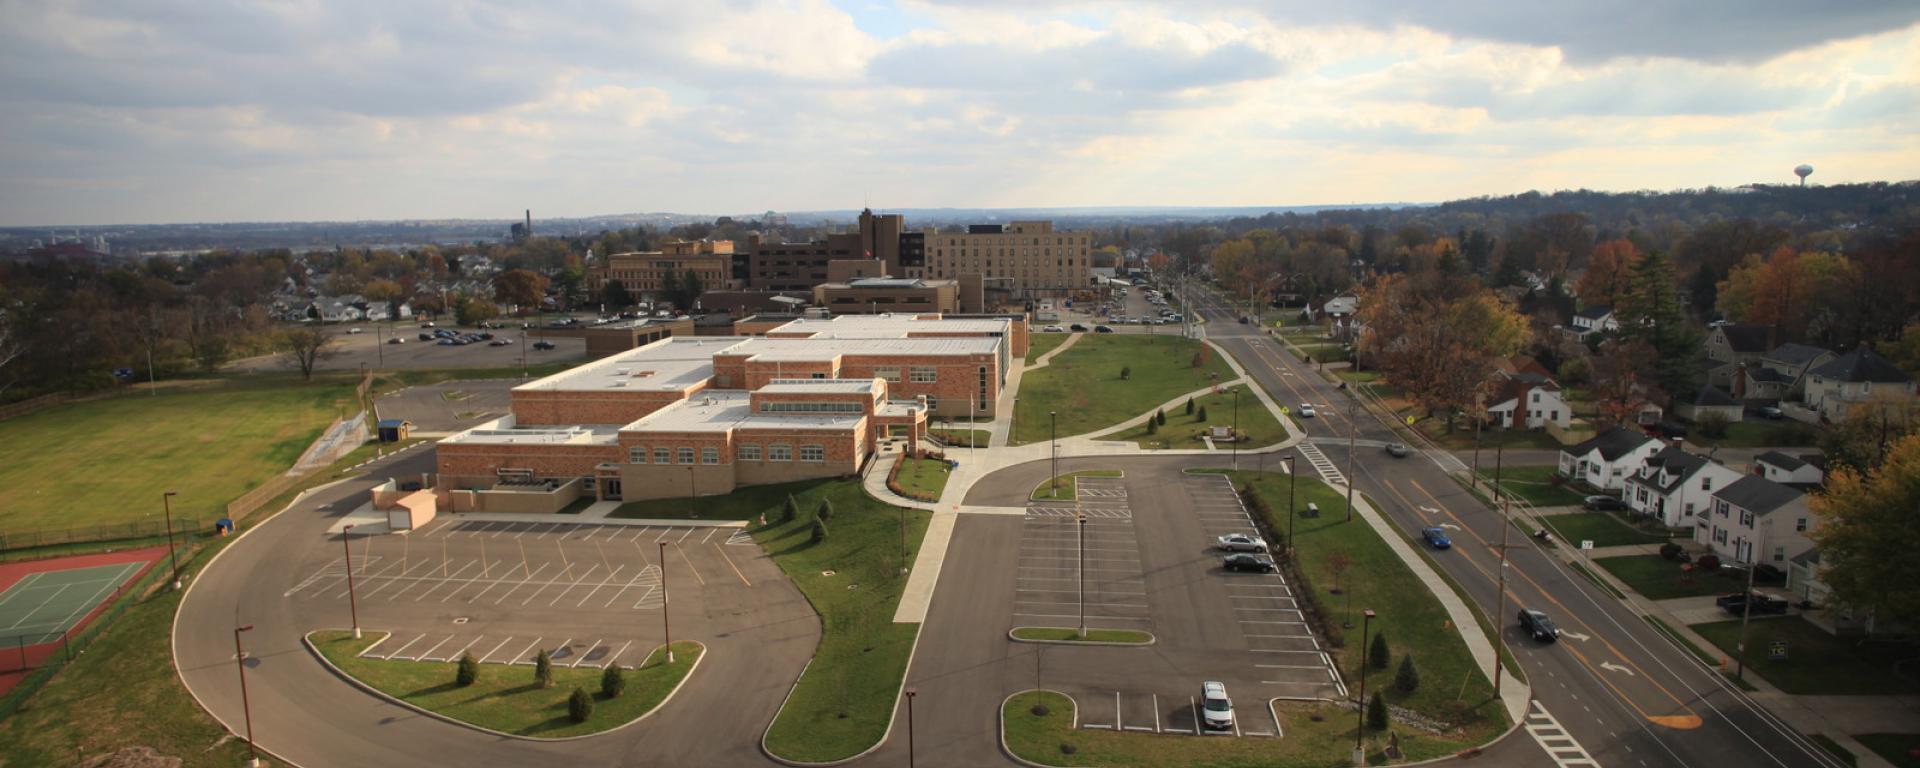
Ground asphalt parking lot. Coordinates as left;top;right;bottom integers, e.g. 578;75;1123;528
375;378;517;432
284;517;769;669
228;324;588;372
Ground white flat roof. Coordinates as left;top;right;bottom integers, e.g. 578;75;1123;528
514;328;1000;395
757;378;882;394
442;421;623;446
622;390;865;433
516;336;747;392
766;314;1010;338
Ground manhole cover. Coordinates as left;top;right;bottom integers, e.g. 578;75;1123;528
452;617;470;625
821;570;836;577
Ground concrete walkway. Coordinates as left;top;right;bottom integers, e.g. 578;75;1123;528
863;453;941;512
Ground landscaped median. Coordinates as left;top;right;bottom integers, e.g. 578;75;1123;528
1009;627;1154;645
1107;385;1286;450
1031;470;1123;501
617;477;932;763
1012;335;1236;445
307;631;702;738
889;456;952;502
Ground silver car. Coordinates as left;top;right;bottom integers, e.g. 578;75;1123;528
1215;533;1269;553
1201;681;1234;730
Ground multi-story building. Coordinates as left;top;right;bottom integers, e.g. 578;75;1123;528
591;240;735;300
813;277;962;314
925;221;1093;299
435;314;1022;504
1697;475;1816;566
1557;426;1662;492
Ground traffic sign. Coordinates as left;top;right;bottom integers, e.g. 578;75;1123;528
1580;540;1594;550
1404;415;1415;426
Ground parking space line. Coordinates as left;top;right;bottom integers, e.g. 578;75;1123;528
605;640;633;669
476;636;513;663
384;633;427;659
672;544;706;586
570;638;601;668
506;637;543;665
546;563;601;606
631;584;660;609
414;560;480;601
414;635;455;661
1152;694;1161;733
714;543;752;587
1015;600;1149;609
576;565;626;607
602;566;655;609
1115;692;1121;731
676;528;694;543
701;529;718;544
1191;696;1200;736
492;562;551;604
360;559;439;598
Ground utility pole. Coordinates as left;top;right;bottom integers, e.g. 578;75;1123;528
1231;388;1240;469
1493;440;1509;697
1077;510;1087;638
1345;393;1357;522
1470;395;1484;491
659;540;673;663
1049;411;1059;495
1735;522;1768;680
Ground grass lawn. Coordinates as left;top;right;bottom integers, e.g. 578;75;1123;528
1025;332;1073;364
310;631;700;737
616;478;931;762
1690;420;1820;448
1110;386;1286;449
1031;470;1124;501
1010;627;1153;644
1597;555;1751;600
1204;470;1508;736
1012;335;1236;445
1479;465;1588;508
1539;512;1670;547
1336;369;1382;383
1416;419;1563;450
0;376;354;532
1855;734;1920;767
929;428;992;448
893;457;952;500
1002;691;1488;767
1690;617;1920;696
1809;734;1859;766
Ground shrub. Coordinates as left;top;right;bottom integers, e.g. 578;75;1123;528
1697;412;1731;439
1367;691;1389;730
1146;417;1159;435
602;664;627;699
1156;408;1167;426
534;649;554;689
568;687;594;723
1659;543;1684;561
811;518;828;544
1394;653;1420;693
1197;405;1209;422
1185;398;1195;415
1120;365;1131;380
456;652;480;687
782;495;798;523
1697;554;1721;570
816;498;834;522
1369;630;1390;671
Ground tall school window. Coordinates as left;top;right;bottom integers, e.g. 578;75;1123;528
799;445;825;462
701;447;719;464
910;366;937;383
875;366;903;382
628;446;647;464
738;444;761;461
678;447;695;465
759;401;863;413
768;444;793;461
654;447;672;464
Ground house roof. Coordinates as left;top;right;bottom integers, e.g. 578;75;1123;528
1745;366;1790;383
1765;343;1831;367
1636;446;1712;493
1754;450;1807;471
1719;324;1773;354
1791;548;1820;566
1715;475;1803;516
1688;386;1739;407
1807;346;1912;384
1565;426;1656;462
1574;305;1613;321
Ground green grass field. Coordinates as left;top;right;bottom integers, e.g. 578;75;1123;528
1025;332;1073;364
619;478;930;762
893;457;952;500
310;631;700;738
1480;465;1588;508
1111;386;1286;449
929;428;992;448
1205;469;1508;735
1689;421;1820;448
1691;617;1920;696
1012;335;1235;445
0;377;354;532
1854;734;1920;767
1597;555;1752;600
1540;512;1670;547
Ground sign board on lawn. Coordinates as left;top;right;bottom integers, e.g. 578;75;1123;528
1769;641;1788;661
1581;540;1594;550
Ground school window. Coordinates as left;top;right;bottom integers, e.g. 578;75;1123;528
768;444;793;461
702;447;719;464
678;447;695;464
628;446;647;464
875;366;903;382
654;447;672;464
910;366;938;383
738;444;761;461
799;445;825;462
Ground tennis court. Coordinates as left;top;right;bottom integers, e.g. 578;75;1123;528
0;561;146;645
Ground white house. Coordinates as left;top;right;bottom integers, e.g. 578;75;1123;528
1674;385;1743;424
1558;426;1662;492
307;297;364;323
1801;346;1916;421
1323;294;1359;339
1623;446;1743;528
1704;323;1773;389
1570;305;1618;336
1697;474;1816;566
1738;343;1834;402
1487;376;1571;430
1753;451;1823;486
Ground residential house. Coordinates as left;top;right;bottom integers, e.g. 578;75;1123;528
1674;385;1743;423
306;296;365;324
1570;305;1618;336
1697;475;1816;566
1624;446;1742;528
1801;345;1917;422
1753;451;1823;487
1737;343;1834;403
1704;323;1773;388
1323;294;1359;339
1558;426;1662;492
1487;374;1571;430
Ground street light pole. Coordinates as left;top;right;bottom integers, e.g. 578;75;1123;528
1345;394;1357;523
658;540;673;663
234;624;259;768
343;524;361;639
1354;609;1377;765
905;687;919;768
1078;512;1087;638
1232;388;1240;469
162;490;181;589
1282;455;1298;558
1049;411;1059;495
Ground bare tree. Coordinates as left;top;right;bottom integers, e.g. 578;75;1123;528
0;302;23;400
278;327;336;380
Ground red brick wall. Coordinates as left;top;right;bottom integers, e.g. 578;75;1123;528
437;442;623;488
511;387;698;425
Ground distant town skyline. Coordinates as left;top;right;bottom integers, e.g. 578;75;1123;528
3;0;1918;227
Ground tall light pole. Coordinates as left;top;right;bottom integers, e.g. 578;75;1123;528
1077;511;1087;638
343;524;361;639
1280;455;1298;558
1049;411;1059;495
1354;608;1377;766
234;624;259;768
905;687;919;768
1231;388;1241;469
1735;521;1770;680
1344;394;1357;523
1492;441;1510;697
658;540;673;663
162;490;181;589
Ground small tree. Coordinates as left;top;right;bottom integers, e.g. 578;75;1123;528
534;649;554;689
815;498;834;522
1146;417;1159;436
1367;691;1389;730
1185;398;1195;415
1120;365;1132;381
602;664;627;699
1156;409;1167;426
568;686;594;723
811;518;828;544
782;495;799;524
1197;405;1209;422
1394;653;1420;693
1370;630;1390;671
456;652;480;687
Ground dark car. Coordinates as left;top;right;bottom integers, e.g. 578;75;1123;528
1094;325;1114;333
1223;554;1277;573
1583;495;1630;512
386;337;404;345
1069;323;1089;332
1518;609;1560;642
1421;527;1452;550
1384;442;1410;458
436;338;457;346
1716;592;1789;616
488;339;512;347
418;332;434;341
477;332;495;340
532;340;556;350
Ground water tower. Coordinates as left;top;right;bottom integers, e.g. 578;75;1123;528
1794;164;1813;187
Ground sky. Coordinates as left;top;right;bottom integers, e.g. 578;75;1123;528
2;0;1918;226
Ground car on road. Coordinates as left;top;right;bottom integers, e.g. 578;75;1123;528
532;340;556;350
1518;609;1561;642
1069;323;1089;332
1716;592;1789;616
1200;681;1235;730
1215;533;1269;553
1384;442;1410;458
488;339;513;347
1583;495;1630;512
1298;403;1316;417
1758;406;1784;420
347;327;363;334
386;337;404;345
436;338;457;346
1094;325;1114;333
1222;553;1277;573
1041;325;1065;332
1421;527;1452;549
419;321;435;328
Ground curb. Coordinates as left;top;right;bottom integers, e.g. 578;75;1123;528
760;613;928;767
1007;627;1156;647
998;689;1078;768
301;631;706;742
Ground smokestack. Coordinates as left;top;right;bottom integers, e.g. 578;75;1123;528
525;209;532;237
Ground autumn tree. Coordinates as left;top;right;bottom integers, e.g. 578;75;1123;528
1588;339;1658;428
1575;239;1639;309
492;268;550;313
601;280;635;309
1818;393;1919;474
1357;275;1529;431
276;328;336;381
1809;434;1920;633
1716;247;1857;343
458;297;500;326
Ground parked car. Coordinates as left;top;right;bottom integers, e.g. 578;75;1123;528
1716;592;1789;616
1215;533;1269;553
1298;403;1316;418
418;332;434;341
1069;324;1089;332
1583;495;1630;512
1238;316;1250;324
1421;527;1452;549
1223;553;1277;573
1200;681;1235;730
1094;325;1114;333
1041;325;1065;332
1518;609;1561;642
347;327;364;334
419;321;435;328
1758;406;1785;420
477;332;495;340
1384;442;1410;458
532;340;556;350
1650;421;1690;440
436;338;457;346
488;339;513;347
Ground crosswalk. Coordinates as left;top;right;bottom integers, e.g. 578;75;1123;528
1295;442;1346;485
1525;701;1600;767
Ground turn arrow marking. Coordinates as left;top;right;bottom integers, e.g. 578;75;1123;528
1560;630;1591;641
1600;661;1635;676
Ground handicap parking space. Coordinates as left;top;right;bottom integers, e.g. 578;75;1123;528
1066;686;1281;738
